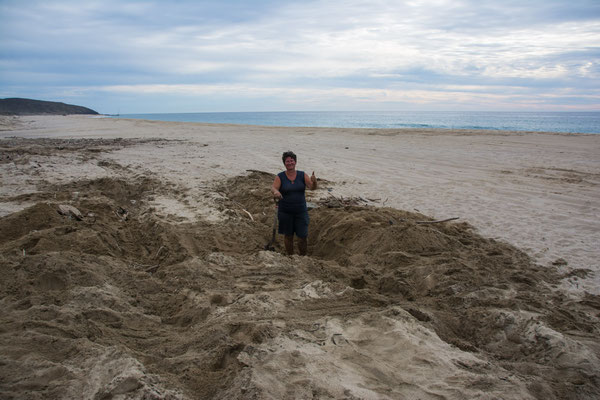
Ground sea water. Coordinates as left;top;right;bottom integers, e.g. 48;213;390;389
114;111;600;134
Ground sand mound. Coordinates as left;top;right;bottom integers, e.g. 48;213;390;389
1;164;599;399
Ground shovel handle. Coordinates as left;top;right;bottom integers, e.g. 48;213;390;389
265;198;279;250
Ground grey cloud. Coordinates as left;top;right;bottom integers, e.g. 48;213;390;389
1;0;598;111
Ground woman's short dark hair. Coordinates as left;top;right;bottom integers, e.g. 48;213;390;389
282;151;297;164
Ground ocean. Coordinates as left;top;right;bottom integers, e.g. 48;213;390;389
113;111;600;134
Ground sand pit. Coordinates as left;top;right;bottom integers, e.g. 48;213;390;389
1;117;599;399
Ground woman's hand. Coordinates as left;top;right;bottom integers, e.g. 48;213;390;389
273;189;283;200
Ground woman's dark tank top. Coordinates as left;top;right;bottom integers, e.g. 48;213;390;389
278;171;307;214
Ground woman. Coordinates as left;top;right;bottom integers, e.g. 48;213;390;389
272;151;317;255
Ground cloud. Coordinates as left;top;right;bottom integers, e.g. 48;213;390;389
1;0;599;112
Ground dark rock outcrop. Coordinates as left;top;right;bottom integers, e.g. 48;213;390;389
0;98;99;115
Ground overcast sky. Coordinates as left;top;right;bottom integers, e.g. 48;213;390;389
1;0;599;114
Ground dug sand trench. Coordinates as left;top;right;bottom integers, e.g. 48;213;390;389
1;138;599;399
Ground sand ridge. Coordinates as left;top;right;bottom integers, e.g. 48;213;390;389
1;116;599;399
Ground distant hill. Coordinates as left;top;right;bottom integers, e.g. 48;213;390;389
0;98;99;115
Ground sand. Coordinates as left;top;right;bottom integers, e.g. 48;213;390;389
1;115;599;399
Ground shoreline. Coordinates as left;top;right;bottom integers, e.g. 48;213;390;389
7;113;599;137
91;109;600;135
105;115;600;136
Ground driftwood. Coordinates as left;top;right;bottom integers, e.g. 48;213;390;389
393;217;460;225
226;198;255;221
245;169;272;176
145;265;160;273
131;262;160;273
415;217;459;225
318;194;369;208
57;204;83;220
241;209;254;221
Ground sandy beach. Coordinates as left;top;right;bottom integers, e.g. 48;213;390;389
1;115;599;399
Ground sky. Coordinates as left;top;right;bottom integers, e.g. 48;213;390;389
1;0;599;114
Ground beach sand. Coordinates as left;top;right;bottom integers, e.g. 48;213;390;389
1;115;599;399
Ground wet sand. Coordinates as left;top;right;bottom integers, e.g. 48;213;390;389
1;115;599;399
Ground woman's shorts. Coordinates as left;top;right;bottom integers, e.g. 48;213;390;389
278;209;309;238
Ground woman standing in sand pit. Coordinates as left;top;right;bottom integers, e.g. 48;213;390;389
272;151;317;255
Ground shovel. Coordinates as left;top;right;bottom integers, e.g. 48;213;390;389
264;199;279;251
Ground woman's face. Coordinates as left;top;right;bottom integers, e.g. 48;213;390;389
284;156;296;170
